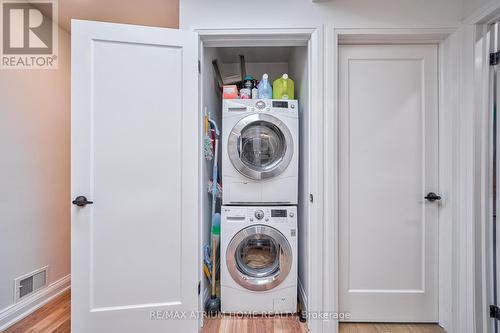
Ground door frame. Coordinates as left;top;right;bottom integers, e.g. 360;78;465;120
323;27;459;333
463;3;500;333
195;27;324;333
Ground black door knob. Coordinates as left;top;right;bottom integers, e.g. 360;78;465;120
424;192;441;202
72;196;93;207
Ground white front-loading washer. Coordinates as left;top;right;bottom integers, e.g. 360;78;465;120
221;205;297;313
222;99;298;205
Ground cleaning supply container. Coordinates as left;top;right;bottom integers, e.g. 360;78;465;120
243;75;254;91
273;74;294;100
251;87;258;99
257;73;272;99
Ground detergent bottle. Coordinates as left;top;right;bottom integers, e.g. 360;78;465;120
257;73;273;99
273;73;294;100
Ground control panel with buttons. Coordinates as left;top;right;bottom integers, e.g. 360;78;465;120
224;99;298;115
223;206;297;224
249;208;294;223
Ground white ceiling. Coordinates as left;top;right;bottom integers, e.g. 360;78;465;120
36;0;179;33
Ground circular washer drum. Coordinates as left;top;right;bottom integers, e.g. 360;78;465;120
226;225;292;291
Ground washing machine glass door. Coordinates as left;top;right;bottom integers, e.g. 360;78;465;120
228;113;293;180
226;225;293;291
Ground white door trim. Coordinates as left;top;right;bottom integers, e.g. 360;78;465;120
463;4;500;333
195;28;314;47
323;26;458;333
196;27;324;333
470;22;493;333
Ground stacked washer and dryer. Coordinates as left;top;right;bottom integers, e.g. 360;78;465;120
221;99;299;313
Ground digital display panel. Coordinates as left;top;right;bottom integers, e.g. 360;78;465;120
272;101;288;108
271;209;287;217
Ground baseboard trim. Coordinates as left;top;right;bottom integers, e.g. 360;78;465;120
0;274;70;331
298;279;308;313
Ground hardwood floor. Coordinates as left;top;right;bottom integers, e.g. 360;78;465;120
0;291;446;333
201;318;447;333
200;315;308;333
339;323;447;333
2;290;70;333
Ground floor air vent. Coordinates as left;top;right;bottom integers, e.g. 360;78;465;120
14;266;48;302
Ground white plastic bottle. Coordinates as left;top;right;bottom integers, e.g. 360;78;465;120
251;87;258;99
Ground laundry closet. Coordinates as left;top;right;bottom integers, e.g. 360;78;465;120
199;43;312;321
71;21;322;333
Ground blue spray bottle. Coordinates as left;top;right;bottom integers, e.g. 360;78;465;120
257;73;273;99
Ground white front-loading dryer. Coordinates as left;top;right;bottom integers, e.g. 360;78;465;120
221;206;297;313
222;99;298;205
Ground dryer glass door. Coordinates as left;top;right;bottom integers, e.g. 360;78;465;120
228;114;293;180
226;225;292;291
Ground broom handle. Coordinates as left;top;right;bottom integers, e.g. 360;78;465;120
211;237;217;297
211;138;219;217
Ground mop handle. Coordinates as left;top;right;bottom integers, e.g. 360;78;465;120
211;237;217;297
211;138;219;216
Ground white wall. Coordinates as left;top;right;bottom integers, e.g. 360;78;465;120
180;0;462;30
221;62;289;84
0;26;71;312
461;0;494;20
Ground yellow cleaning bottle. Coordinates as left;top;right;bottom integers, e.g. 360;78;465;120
272;73;294;100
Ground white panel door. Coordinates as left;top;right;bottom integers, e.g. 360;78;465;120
339;45;439;322
71;20;198;333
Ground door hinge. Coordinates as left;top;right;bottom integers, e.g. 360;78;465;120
490;305;500;320
491;51;499;66
198;281;201;295
198;60;201;74
309;194;314;203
